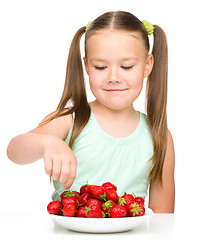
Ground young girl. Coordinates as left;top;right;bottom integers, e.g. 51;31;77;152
7;11;175;213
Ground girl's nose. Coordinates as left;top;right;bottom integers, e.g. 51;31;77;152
108;68;120;83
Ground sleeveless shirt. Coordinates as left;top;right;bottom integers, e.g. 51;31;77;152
52;110;154;200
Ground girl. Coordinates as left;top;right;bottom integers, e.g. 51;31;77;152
7;11;175;213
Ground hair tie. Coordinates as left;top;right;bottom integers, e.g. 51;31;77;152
142;20;154;35
85;21;92;32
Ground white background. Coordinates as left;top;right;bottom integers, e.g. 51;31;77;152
0;0;198;217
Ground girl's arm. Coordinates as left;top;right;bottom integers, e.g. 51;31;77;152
148;130;175;213
7;110;77;189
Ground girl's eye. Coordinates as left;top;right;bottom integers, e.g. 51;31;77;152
95;66;107;70
121;66;134;70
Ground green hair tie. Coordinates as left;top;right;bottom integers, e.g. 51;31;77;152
142;20;154;35
85;21;92;32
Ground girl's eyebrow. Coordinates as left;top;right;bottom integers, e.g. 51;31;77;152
120;57;138;61
90;57;138;63
90;58;107;63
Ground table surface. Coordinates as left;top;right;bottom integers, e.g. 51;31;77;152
0;212;196;240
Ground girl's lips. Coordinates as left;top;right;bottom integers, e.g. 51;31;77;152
105;89;128;92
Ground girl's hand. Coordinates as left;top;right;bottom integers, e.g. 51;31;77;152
7;110;76;189
43;136;77;190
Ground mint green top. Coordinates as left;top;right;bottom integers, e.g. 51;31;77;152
52;110;153;200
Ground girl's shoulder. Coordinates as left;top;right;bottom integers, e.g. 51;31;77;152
29;108;73;141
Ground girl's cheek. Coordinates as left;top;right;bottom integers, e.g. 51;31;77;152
127;70;144;88
131;77;143;88
89;76;101;92
89;71;106;85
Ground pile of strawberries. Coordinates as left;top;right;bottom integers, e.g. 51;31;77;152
47;182;145;218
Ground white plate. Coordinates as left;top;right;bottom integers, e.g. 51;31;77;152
50;208;153;233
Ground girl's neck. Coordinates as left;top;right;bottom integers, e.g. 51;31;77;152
89;100;140;138
89;100;138;120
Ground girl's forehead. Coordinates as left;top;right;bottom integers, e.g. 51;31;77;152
86;29;142;44
85;29;146;59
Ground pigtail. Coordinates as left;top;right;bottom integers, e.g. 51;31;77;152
40;27;91;149
57;27;87;111
58;27;91;148
146;25;168;184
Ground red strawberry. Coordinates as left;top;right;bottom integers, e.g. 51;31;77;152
118;193;135;209
62;196;78;208
102;200;116;215
89;185;106;201
102;182;117;191
87;185;95;195
134;196;145;206
60;190;76;200
109;204;127;218
127;202;145;217
86;198;102;208
73;191;81;199
106;189;119;203
85;205;103;218
78;193;91;206
76;206;86;217
80;183;90;194
132;193;145;206
62;204;76;217
47;201;62;215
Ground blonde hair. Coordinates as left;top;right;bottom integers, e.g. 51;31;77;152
41;11;168;184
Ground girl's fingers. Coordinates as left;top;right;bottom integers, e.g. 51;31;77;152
63;158;77;189
59;159;71;187
52;158;61;181
44;152;77;189
44;156;52;176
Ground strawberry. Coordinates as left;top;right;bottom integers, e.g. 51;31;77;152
134;196;145;206
132;193;145;206
80;183;90;194
86;198;102;208
73;191;81;199
85;205;103;218
118;193;135;209
127;202;145;217
47;201;62;215
62;204;76;217
60;190;76;200
109;204;127;218
76;206;86;217
102;182;117;191
62;196;78;208
87;185;95;195
89;185;106;201
78;193;91;206
102;200;116;215
106;189;119;203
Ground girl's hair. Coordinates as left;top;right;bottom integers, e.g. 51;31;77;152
41;11;168;184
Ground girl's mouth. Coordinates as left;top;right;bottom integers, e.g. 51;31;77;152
105;89;128;92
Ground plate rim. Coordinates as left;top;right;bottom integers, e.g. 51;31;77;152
50;208;153;233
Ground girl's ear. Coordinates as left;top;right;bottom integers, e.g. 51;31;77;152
83;57;89;75
144;54;154;78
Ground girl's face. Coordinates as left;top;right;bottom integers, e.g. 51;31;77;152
84;30;153;111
